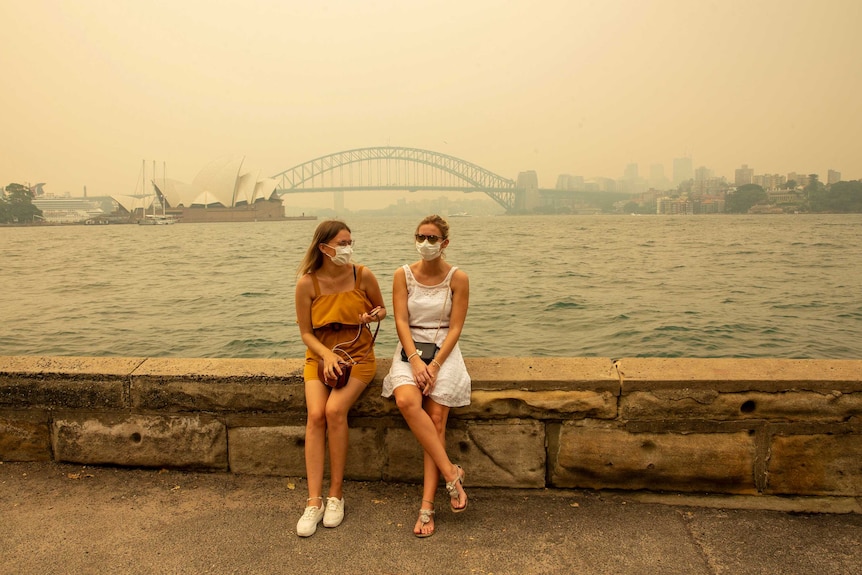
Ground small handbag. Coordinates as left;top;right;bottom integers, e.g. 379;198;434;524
317;359;353;389
400;340;439;364
318;320;380;389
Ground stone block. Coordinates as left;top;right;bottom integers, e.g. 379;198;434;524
0;355;134;409
52;413;227;470
383;420;545;488
130;358;305;413
383;427;427;483
0;355;142;376
229;425;383;481
622;390;862;422
618;358;862;393
466;357;619;392
767;433;862;496
130;357;304;380
551;423;757;494
0;410;52;461
228;425;306;476
466;389;616;420
131;380;306;413
344;426;384;481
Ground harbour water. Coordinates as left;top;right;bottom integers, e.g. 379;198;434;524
1;214;860;359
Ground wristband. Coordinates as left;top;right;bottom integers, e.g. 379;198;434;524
430;359;442;369
406;351;420;361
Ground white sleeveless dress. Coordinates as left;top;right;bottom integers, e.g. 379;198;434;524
381;265;472;407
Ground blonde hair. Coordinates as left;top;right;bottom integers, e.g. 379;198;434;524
297;219;351;278
416;214;449;239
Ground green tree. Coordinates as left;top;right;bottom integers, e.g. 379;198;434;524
804;174;823;212
810;180;862;212
725;184;767;213
783;179;797;190
2;183;42;223
0;192;8;222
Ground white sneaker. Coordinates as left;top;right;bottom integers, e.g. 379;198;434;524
296;502;324;537
323;496;344;528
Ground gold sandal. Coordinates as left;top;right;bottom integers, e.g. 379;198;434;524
415;500;435;538
445;465;468;513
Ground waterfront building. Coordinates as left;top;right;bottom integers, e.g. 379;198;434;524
111;157;295;223
656;196;692;215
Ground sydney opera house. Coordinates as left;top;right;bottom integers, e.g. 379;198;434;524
112;157;299;223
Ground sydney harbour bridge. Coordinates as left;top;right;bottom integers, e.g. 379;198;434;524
271;146;541;213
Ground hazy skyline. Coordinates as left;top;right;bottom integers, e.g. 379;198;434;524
3;0;860;208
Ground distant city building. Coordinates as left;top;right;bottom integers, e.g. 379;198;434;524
648;163;669;189
827;169;841;185
657;196;692;215
672;156;693;186
695;195;726;214
753;173;786;190
515;170;540;211
735;164;754;186
767;189;802;204
688;166;726;197
694;166;713;182
786;172;811;188
591;177;617;193
623;163;639;180
555;174;584;190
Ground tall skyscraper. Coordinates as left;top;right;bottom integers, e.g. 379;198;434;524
827;169;841;184
649;163;667;189
673;157;693;186
735;164;754;186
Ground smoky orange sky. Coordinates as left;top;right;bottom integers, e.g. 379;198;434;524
2;0;860;205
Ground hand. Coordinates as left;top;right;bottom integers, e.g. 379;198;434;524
360;306;383;323
411;358;436;396
324;353;345;377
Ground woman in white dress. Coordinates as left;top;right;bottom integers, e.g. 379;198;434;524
382;215;471;538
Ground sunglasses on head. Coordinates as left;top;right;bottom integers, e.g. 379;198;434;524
415;234;444;244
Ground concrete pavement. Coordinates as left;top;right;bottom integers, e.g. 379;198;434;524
2;461;860;575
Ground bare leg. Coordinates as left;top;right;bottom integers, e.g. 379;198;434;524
304;379;329;509
324;376;368;499
414;398;449;536
393;385;467;510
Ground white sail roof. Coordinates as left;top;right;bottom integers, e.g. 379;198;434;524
130;157;276;209
111;194;156;212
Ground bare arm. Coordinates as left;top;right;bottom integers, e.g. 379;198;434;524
358;267;387;323
431;268;469;368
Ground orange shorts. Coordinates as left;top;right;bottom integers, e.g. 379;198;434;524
303;357;377;385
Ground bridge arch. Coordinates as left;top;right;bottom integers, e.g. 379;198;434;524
271;146;520;211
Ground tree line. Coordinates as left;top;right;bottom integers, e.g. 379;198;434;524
1;183;43;223
726;177;862;214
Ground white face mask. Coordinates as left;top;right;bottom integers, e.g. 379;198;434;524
416;240;442;261
325;244;353;266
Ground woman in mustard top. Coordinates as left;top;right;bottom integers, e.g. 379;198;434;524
294;219;386;537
